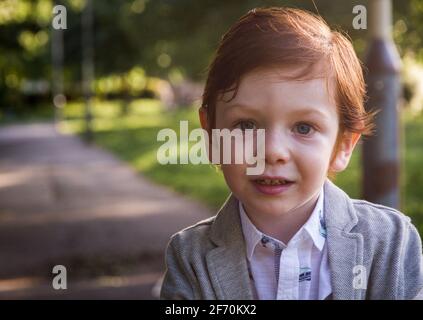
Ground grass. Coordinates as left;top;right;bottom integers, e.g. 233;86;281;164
59;98;423;235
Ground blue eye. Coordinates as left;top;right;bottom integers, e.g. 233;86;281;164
295;123;313;135
236;120;256;131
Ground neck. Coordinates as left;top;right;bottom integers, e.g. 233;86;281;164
245;192;320;244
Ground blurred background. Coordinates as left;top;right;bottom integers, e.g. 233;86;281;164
0;0;422;299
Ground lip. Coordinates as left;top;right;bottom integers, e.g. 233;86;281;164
253;175;293;181
251;176;295;196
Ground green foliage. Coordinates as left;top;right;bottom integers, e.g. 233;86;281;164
2;0;423;111
394;0;423;59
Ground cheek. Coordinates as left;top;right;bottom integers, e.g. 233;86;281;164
294;139;334;175
221;164;247;192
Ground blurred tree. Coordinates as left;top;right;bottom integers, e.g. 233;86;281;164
0;0;52;114
0;0;421;115
393;0;423;59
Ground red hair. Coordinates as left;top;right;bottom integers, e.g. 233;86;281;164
201;7;374;137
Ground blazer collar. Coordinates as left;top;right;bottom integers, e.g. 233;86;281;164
323;179;365;300
207;194;254;299
207;179;365;300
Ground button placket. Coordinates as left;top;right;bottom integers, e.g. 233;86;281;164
276;244;299;300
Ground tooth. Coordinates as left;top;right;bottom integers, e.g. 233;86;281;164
257;179;291;185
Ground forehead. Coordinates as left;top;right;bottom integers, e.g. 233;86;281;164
216;66;338;118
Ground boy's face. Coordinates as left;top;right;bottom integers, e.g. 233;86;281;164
200;67;360;219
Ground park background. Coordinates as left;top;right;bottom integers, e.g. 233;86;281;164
0;0;422;299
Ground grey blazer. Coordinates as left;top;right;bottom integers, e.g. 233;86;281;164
160;179;423;300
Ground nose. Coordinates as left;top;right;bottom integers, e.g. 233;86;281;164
264;127;291;165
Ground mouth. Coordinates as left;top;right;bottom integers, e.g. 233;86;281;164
254;178;293;185
252;177;295;195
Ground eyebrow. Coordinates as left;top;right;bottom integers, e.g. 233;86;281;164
224;102;331;120
223;103;261;115
289;108;330;120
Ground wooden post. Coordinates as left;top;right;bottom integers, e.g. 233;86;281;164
363;0;401;208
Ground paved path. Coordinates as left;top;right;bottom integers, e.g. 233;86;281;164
0;123;213;299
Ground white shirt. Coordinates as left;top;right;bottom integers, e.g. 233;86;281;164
239;188;332;300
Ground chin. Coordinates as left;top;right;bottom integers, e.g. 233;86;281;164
244;198;293;216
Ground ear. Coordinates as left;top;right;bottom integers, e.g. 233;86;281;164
199;107;213;162
199;107;209;131
330;132;361;173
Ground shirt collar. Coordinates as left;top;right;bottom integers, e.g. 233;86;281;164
302;187;326;251
239;187;326;261
239;201;263;261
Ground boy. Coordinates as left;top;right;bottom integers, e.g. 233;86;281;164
160;7;423;299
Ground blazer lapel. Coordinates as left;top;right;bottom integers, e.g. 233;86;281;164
324;179;365;300
206;194;254;300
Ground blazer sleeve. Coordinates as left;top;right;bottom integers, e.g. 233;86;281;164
402;222;423;299
160;234;196;300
